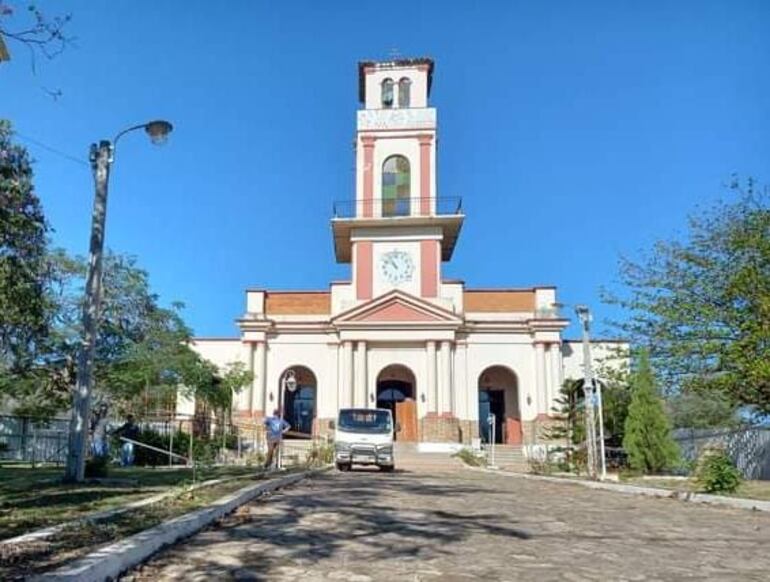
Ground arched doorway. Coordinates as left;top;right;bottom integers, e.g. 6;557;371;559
478;366;521;445
280;366;316;438
376;364;417;441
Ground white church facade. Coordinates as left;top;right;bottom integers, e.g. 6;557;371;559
184;58;618;446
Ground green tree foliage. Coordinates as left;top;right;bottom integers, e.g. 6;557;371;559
53;252;252;424
606;179;770;414
666;390;740;429
547;380;585;446
593;348;633;445
623;350;679;473
0;119;52;408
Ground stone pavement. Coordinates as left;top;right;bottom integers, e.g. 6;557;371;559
124;467;770;581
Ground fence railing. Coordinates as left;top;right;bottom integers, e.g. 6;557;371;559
0;415;70;465
332;196;462;219
0;413;331;467
672;426;770;480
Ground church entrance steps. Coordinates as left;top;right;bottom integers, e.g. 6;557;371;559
393;442;464;472
482;444;530;472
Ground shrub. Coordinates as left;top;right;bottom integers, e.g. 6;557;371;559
85;455;110;478
453;447;485;467
695;448;742;494
306;443;334;467
117;427;239;467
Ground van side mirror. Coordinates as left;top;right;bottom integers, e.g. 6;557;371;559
328;420;335;429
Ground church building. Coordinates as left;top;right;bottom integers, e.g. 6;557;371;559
184;57;617;448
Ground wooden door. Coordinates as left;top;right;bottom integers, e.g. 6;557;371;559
395;399;418;442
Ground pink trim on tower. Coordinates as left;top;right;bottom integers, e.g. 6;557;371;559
420;239;439;298
418;134;433;215
361;136;376;218
355;241;373;300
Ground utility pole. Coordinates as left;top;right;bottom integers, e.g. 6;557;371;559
575;305;599;479
64;141;111;483
63;121;173;483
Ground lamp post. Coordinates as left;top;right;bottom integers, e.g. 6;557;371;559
277;369;297;469
64;121;173;483
575;305;606;480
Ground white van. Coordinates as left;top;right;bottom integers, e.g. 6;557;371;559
333;408;395;472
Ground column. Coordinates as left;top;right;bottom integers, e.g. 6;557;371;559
426;341;437;413
439;341;452;415
549;342;563;410
355;341;367;408
535;342;547;415
341;340;354;408
418;134;432;216
245;341;255;414
362;136;376;218
252;341;267;415
326;343;339;418
544;344;553;414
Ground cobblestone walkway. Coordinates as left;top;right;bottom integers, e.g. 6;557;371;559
126;468;770;581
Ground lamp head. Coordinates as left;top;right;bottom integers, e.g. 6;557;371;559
575;304;591;324
144;120;173;145
284;370;298;392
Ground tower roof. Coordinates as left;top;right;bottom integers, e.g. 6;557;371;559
357;57;434;103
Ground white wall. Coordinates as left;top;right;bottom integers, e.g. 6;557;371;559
264;332;337;419
562;340;630;383
330;282;354;316
363;66;429;109
189;339;250;409
367;345;429;419
463;335;537;422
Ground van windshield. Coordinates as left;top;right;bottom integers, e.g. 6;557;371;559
338;410;392;434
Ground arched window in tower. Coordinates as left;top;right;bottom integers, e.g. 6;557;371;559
381;78;394;108
382;155;410;217
398;77;411;108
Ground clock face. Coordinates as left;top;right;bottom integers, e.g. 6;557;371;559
379;250;415;285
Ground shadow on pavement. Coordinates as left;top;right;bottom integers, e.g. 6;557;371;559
130;470;531;579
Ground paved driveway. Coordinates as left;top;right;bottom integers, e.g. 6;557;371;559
125;468;770;581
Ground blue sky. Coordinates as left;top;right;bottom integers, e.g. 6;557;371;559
3;1;769;338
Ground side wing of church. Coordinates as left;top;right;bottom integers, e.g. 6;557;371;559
184;58;622;447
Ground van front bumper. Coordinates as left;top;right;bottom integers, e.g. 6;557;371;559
335;444;393;466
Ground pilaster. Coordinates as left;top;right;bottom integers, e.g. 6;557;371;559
438;340;452;415
535;342;547;415
355;341;367;408
426;340;437;414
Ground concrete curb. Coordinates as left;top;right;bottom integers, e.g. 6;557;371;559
33;467;327;582
466;466;770;513
1;473;255;548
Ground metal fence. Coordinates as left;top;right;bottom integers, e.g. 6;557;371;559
0;413;330;467
0;415;70;465
672;426;770;480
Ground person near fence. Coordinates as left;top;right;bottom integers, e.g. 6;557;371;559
90;403;110;458
114;415;140;466
263;409;290;470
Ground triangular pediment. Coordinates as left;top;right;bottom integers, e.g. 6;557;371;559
333;290;461;326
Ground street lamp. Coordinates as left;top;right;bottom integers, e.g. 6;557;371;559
64;120;173;483
277;369;298;469
574;305;607;481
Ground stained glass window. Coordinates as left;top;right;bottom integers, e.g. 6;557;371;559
382;155;410;217
381;78;394;108
398;77;411;108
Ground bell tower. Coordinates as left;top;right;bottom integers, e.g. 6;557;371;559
332;58;463;304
